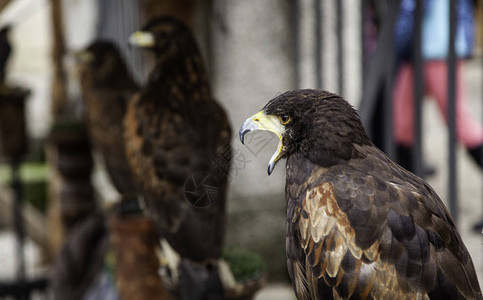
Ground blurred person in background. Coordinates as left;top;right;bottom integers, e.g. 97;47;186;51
393;0;483;172
393;0;483;231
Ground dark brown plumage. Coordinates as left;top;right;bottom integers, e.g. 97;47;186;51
77;40;139;202
125;16;231;261
239;89;482;299
0;25;11;83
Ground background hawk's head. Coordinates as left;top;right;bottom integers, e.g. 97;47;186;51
128;15;197;57
76;40;128;87
240;89;371;174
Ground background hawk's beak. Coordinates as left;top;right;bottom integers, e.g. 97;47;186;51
129;31;155;48
239;111;285;175
74;50;94;64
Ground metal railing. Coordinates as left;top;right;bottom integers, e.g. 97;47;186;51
448;0;458;223
97;0;146;83
292;0;467;223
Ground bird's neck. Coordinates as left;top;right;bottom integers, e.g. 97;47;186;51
89;62;136;90
285;153;328;203
298;131;372;168
97;75;136;90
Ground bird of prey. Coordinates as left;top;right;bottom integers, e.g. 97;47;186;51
239;89;482;299
126;16;231;262
0;25;11;83
77;40;140;205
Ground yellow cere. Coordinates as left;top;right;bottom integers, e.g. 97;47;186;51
129;31;155;48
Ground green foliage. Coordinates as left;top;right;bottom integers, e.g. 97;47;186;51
222;248;265;282
0;162;48;213
0;162;48;182
104;249;117;281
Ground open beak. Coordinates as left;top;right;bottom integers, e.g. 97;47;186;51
239;110;285;175
129;31;155;48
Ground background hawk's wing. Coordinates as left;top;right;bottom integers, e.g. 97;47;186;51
86;88;138;196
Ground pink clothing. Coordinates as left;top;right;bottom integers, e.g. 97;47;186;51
393;61;483;148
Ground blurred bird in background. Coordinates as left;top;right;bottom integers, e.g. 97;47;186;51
52;41;143;300
76;41;182;300
126;16;232;299
240;90;482;300
77;40;140;207
0;24;11;84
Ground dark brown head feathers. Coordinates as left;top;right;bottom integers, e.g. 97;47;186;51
263;89;371;167
80;40;133;88
140;15;199;57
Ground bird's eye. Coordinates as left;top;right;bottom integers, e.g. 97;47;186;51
279;115;291;125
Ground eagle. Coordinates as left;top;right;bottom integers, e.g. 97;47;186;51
239;89;482;299
0;25;11;83
125;16;231;262
77;40;140;206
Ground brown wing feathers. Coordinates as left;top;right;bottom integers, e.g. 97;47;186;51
79;42;139;199
290;154;482;299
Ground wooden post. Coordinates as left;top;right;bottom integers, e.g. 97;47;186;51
110;215;172;300
0;0;12;14
46;0;96;262
46;124;96;261
49;0;68;117
46;0;67;262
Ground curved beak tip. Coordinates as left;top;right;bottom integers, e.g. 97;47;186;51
239;111;283;176
239;117;258;145
267;164;274;176
239;128;249;145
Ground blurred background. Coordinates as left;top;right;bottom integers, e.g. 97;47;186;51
0;0;482;299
